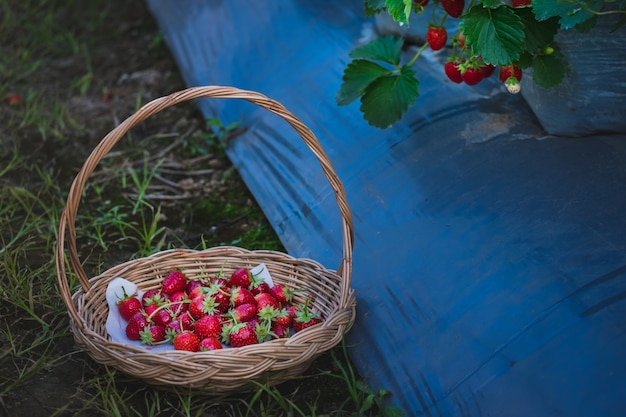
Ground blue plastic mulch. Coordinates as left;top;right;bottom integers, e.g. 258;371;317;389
146;1;626;415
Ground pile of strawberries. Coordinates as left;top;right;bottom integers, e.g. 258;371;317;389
116;267;322;352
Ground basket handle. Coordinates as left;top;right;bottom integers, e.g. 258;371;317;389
55;86;354;315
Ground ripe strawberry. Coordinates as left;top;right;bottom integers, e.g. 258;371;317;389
274;308;293;328
141;289;165;307
255;292;280;311
482;63;496;78
512;0;531;7
189;294;219;319
116;287;142;321
293;299;322;333
271;322;291;339
228;303;258;323
166;312;193;337
499;64;523;94
150;308;174;327
173;331;199;352
227;268;252;288
426;26;447;51
162;270;187;295
139;324;166;345
185;279;205;296
193;314;223;339
249;272;271;295
228;323;259;347
230;287;256;308
270;284;294;307
168;291;189;315
199;336;223;351
444;62;463;84
125;312;149;340
462;66;484;86
7;94;21;106
441;0;465;18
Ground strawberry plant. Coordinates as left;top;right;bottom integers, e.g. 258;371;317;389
337;0;626;128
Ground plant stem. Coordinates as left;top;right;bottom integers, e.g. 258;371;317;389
407;42;430;67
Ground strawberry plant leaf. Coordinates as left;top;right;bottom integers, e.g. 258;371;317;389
532;0;601;29
336;59;393;106
349;35;404;66
515;8;559;53
360;64;419;128
461;5;526;65
385;0;413;24
480;0;502;8
530;46;569;88
365;0;386;15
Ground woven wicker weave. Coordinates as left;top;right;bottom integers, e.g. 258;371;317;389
55;86;356;393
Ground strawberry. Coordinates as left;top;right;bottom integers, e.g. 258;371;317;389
512;0;531;7
270;284;294;307
205;281;231;312
162;270;187;295
125;312;149;340
255;292;280;311
482;63;496;79
230;287;256;308
293;299;322;333
249;272;271;295
139;324;166;345
168;291;189;315
444;62;463;84
441;0;465;18
228;303;258;323
193;314;223;339
185;279;205;296
271;322;291;339
7;94;21;106
199;336;223;351
426;26;447;51
228;323;259;347
461;66;484;86
227;268;252;288
150;308;174;327
173;331;199;352
274;308;293;328
499;64;523;94
141;289;165;307
144;304;159;317
166;312;193;338
189;294;219;319
116;287;142;321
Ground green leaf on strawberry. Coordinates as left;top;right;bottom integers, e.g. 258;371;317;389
336;60;392;106
365;0;387;15
360;64;420;129
515;8;559;54
384;0;414;25
461;5;526;65
531;0;601;29
530;46;569;88
349;35;404;65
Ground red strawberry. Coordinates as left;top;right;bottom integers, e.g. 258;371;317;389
499;64;523;94
162;270;187;295
270;284;294;307
7;94;21;106
205;281;231;312
189;294;219;319
255;292;280;311
144;304;159;317
173;331;199;352
271;322;291;339
141;289;165;307
199;336;223;351
139;324;166;345
166;312;193;338
125;312;149;340
462;66;484;86
512;0;531;7
116;287;142;321
168;291;189;315
426;26;447;51
274;308;293;328
185;279;205;296
230;287;256;308
193;314;223;339
293;299;322;333
441;0;465;18
151;308;174;327
227;268;252;288
228;323;259;347
482;63;496;78
228;303;258;323
249;272;271;295
444;62;463;84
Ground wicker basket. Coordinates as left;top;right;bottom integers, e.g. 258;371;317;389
55;86;356;393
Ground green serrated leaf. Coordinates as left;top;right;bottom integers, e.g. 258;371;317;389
480;0;503;9
336;60;393;106
360;65;419;129
385;0;413;24
349;35;405;65
460;5;526;65
530;46;569;87
365;0;387;15
532;0;601;29
515;7;559;53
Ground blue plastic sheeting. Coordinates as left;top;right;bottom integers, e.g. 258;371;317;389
146;1;626;415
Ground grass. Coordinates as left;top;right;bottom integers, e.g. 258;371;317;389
0;0;405;416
